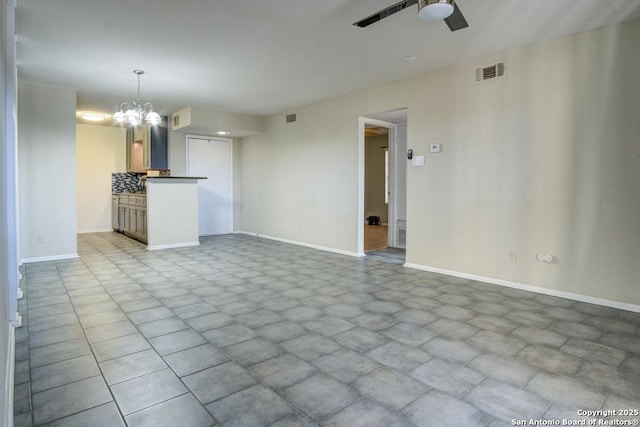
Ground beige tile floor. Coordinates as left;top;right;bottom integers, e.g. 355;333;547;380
13;232;640;426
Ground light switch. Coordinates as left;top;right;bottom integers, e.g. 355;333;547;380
412;155;425;166
429;144;442;153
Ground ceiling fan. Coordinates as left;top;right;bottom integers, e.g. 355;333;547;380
353;0;468;31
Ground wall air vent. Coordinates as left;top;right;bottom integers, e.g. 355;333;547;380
286;113;297;123
397;221;406;248
475;61;506;83
398;227;406;246
172;115;180;129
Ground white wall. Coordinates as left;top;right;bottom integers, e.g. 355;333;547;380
18;82;78;262
1;0;18;422
404;20;640;307
76;124;126;232
238;106;363;254
168;130;186;175
238;19;640;307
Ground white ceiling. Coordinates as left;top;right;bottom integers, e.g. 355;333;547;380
15;0;640;119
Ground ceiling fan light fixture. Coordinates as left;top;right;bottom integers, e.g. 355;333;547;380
353;0;467;31
418;0;454;21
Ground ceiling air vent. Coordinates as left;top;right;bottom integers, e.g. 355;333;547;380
286;113;297;123
475;61;506;83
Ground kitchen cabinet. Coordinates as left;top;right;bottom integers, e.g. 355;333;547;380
111;195;120;230
118;198;129;232
113;193;147;243
126;116;168;172
127;199;138;234
129;194;148;243
145;118;168;170
126;128;145;173
136;206;147;237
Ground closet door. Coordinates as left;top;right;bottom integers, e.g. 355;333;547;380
187;136;233;236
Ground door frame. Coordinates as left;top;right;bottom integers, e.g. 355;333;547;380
185;134;234;235
391;123;407;249
358;117;398;256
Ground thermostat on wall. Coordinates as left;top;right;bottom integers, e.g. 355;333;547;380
429;144;442;153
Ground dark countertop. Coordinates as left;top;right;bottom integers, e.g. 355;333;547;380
146;176;207;180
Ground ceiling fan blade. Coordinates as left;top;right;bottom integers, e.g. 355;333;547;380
353;0;418;28
444;2;469;31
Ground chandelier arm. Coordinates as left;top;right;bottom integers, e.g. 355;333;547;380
115;70;156;126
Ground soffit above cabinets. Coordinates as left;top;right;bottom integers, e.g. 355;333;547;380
171;107;264;138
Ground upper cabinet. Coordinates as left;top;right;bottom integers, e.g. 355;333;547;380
126;116;168;173
147;117;168;170
126;128;142;172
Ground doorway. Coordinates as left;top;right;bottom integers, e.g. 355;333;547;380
364;124;390;252
358;109;407;259
186;136;233;236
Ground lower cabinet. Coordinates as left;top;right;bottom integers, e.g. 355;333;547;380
114;194;147;243
136;207;147;237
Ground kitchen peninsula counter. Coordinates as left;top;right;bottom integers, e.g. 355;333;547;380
146;176;207;180
145;177;206;250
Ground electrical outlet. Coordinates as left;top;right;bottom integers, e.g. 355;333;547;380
508;250;517;263
536;253;554;263
36;234;43;243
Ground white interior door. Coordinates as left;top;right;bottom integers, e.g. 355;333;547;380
187;136;233;236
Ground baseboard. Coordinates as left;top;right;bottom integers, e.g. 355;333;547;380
236;231;362;258
404;262;640;313
21;253;79;264
3;324;15;427
147;242;200;251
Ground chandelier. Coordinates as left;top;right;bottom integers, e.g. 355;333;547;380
113;70;161;126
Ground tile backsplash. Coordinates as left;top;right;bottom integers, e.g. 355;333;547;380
112;172;146;193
